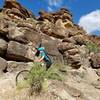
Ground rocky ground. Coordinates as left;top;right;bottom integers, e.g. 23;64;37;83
0;67;100;100
0;0;100;100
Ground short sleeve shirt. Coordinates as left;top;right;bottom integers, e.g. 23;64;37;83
40;51;49;61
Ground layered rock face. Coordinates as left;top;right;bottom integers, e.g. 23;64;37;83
37;8;100;69
0;1;65;74
2;0;34;20
38;8;86;38
0;1;40;74
37;8;89;69
0;0;99;74
0;1;100;100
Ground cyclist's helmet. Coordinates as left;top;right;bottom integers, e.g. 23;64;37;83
38;47;44;51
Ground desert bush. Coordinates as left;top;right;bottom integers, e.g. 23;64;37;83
86;42;100;53
17;62;63;94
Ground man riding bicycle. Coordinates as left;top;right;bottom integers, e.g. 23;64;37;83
34;46;52;71
28;42;52;71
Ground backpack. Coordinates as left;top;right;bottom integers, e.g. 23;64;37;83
42;50;53;64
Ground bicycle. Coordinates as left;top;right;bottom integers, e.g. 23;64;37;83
15;62;61;86
15;62;44;86
15;62;47;94
15;60;62;94
15;69;31;86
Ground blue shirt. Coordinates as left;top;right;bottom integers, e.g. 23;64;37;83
40;51;50;61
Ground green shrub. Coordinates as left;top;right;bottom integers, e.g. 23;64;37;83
86;42;100;53
17;63;63;94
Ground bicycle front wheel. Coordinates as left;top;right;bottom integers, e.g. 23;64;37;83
16;70;31;86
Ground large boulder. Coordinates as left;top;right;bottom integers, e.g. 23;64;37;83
0;38;8;56
58;42;76;54
38;8;74;39
73;35;86;45
41;34;64;64
8;21;41;45
40;19;74;39
52;19;68;38
67;54;82;69
78;45;90;68
6;41;34;62
38;8;72;23
90;53;100;69
62;37;76;44
7;61;33;73
2;0;33;20
0;18;9;36
0;57;7;74
67;48;79;55
58;40;82;68
83;67;98;83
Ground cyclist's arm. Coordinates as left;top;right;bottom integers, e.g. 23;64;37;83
38;56;44;62
34;56;44;62
32;50;36;57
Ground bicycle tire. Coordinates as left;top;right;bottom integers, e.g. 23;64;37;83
16;70;31;86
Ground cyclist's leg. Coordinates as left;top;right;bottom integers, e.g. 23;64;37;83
46;61;52;71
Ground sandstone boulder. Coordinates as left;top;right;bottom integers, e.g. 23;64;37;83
62;37;76;44
67;48;79;55
0;19;8;36
0;57;7;74
68;54;82;69
90;53;100;69
0;38;8;56
83;67;98;83
58;42;75;53
73;35;86;45
42;38;63;64
7;61;33;73
38;8;72;23
6;41;34;61
8;22;41;45
3;0;33;19
53;19;67;38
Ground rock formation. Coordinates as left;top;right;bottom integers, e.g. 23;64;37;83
0;1;100;100
0;0;99;73
2;0;34;20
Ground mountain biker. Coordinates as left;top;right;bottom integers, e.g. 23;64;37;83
34;46;52;71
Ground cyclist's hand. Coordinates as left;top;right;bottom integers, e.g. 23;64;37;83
34;59;39;62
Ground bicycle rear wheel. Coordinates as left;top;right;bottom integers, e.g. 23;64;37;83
16;70;31;86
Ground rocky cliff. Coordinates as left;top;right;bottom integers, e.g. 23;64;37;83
0;1;100;100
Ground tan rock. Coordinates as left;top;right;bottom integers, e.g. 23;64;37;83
83;67;98;83
3;0;33;19
0;57;7;74
7;61;33;73
42;39;63;63
0;38;8;56
62;37;76;44
6;41;34;61
8;22;41;45
65;84;81;97
68;54;82;69
38;8;72;23
68;49;79;55
0;19;8;36
58;42;75;53
73;35;86;45
54;19;67;37
90;53;100;68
